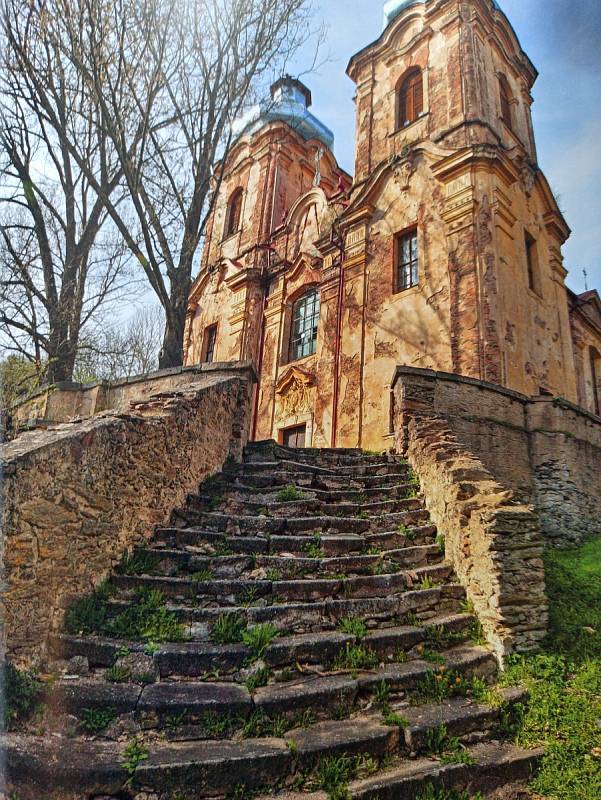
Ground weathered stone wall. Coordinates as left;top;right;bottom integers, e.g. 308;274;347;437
528;398;601;546
393;368;548;661
393;367;601;549
1;369;255;665
11;362;253;429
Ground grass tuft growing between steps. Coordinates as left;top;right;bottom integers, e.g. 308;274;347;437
501;536;601;800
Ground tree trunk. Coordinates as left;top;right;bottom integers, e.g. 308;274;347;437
158;271;192;369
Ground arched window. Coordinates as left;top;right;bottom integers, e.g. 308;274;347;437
499;75;513;130
289;288;320;362
224;188;243;238
397;68;424;129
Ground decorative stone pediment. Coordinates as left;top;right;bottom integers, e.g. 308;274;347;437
275;367;316;418
392;147;415;190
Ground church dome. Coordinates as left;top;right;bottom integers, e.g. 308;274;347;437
383;0;501;29
232;76;334;150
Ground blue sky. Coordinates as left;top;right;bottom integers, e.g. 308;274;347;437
294;0;601;295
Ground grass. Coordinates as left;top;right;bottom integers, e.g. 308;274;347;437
242;623;278;661
62;581;113;635
241;709;288;738
277;485;306;502
109;588;187;642
121;737;149;786
3;663;43;730
115;549;159;576
79;707;116;734
416;788;483;800
338;617;368;640
210;612;247;644
332;642;379;671
244;666;272;692
498;536;601;800
305;534;324;559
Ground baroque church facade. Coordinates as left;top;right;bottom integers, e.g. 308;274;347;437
184;0;601;450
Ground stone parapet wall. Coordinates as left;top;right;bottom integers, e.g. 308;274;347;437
1;368;255;665
393;367;601;547
393;372;547;661
11;362;251;430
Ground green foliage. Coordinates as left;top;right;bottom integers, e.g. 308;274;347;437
266;569;281;581
374;680;391;711
435;534;446;556
338;617;368;640
418;576;437;590
0;355;41;410
242;623;278;661
412;668;471;704
277;485;306;502
121;737;149;786
105;664;131;683
241;709;288;738
62;582;112;635
244;666;272;693
333;642;379;671
198;711;238;738
496;536;601;800
416;787;483;800
212;540;234;557
305;534;324;559
210;612;247;644
110;589;187;642
79;707;116;734
115;549;159;576
3;663;43;729
190;568;215;582
382;710;408;729
313;754;354;800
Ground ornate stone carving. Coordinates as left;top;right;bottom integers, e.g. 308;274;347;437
393;153;415;190
275;367;315;420
519;165;536;197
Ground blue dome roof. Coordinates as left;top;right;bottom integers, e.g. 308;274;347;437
232;77;334;150
383;0;501;29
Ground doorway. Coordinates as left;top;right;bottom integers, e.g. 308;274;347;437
281;424;307;448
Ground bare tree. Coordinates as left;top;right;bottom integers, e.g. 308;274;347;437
0;0;133;383
74;303;164;382
13;0;319;368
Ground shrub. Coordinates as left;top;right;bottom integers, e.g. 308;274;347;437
3;663;43;729
210;612;247;644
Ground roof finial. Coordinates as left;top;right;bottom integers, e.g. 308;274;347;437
583;268;589;292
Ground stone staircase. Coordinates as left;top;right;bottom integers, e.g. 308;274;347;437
5;442;542;800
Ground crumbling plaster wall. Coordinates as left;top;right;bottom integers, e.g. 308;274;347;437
1;370;255;665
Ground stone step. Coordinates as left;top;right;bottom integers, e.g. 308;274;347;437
244;441;404;466
256;742;542;800
109;563;453;605
191;495;422;519
105;582;465;642
50;613;476;678
50;611;475;675
224;471;414;490
252;645;496;718
171;508;430;535
225;459;413;478
199;481;417;503
3;732;541;800
127;542;442;581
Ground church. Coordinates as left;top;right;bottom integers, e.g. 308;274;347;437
183;0;601;450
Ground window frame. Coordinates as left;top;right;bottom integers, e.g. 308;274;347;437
288;288;321;363
202;323;218;363
524;231;541;296
394;227;420;294
224;188;243;239
499;75;513;131
397;68;424;130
